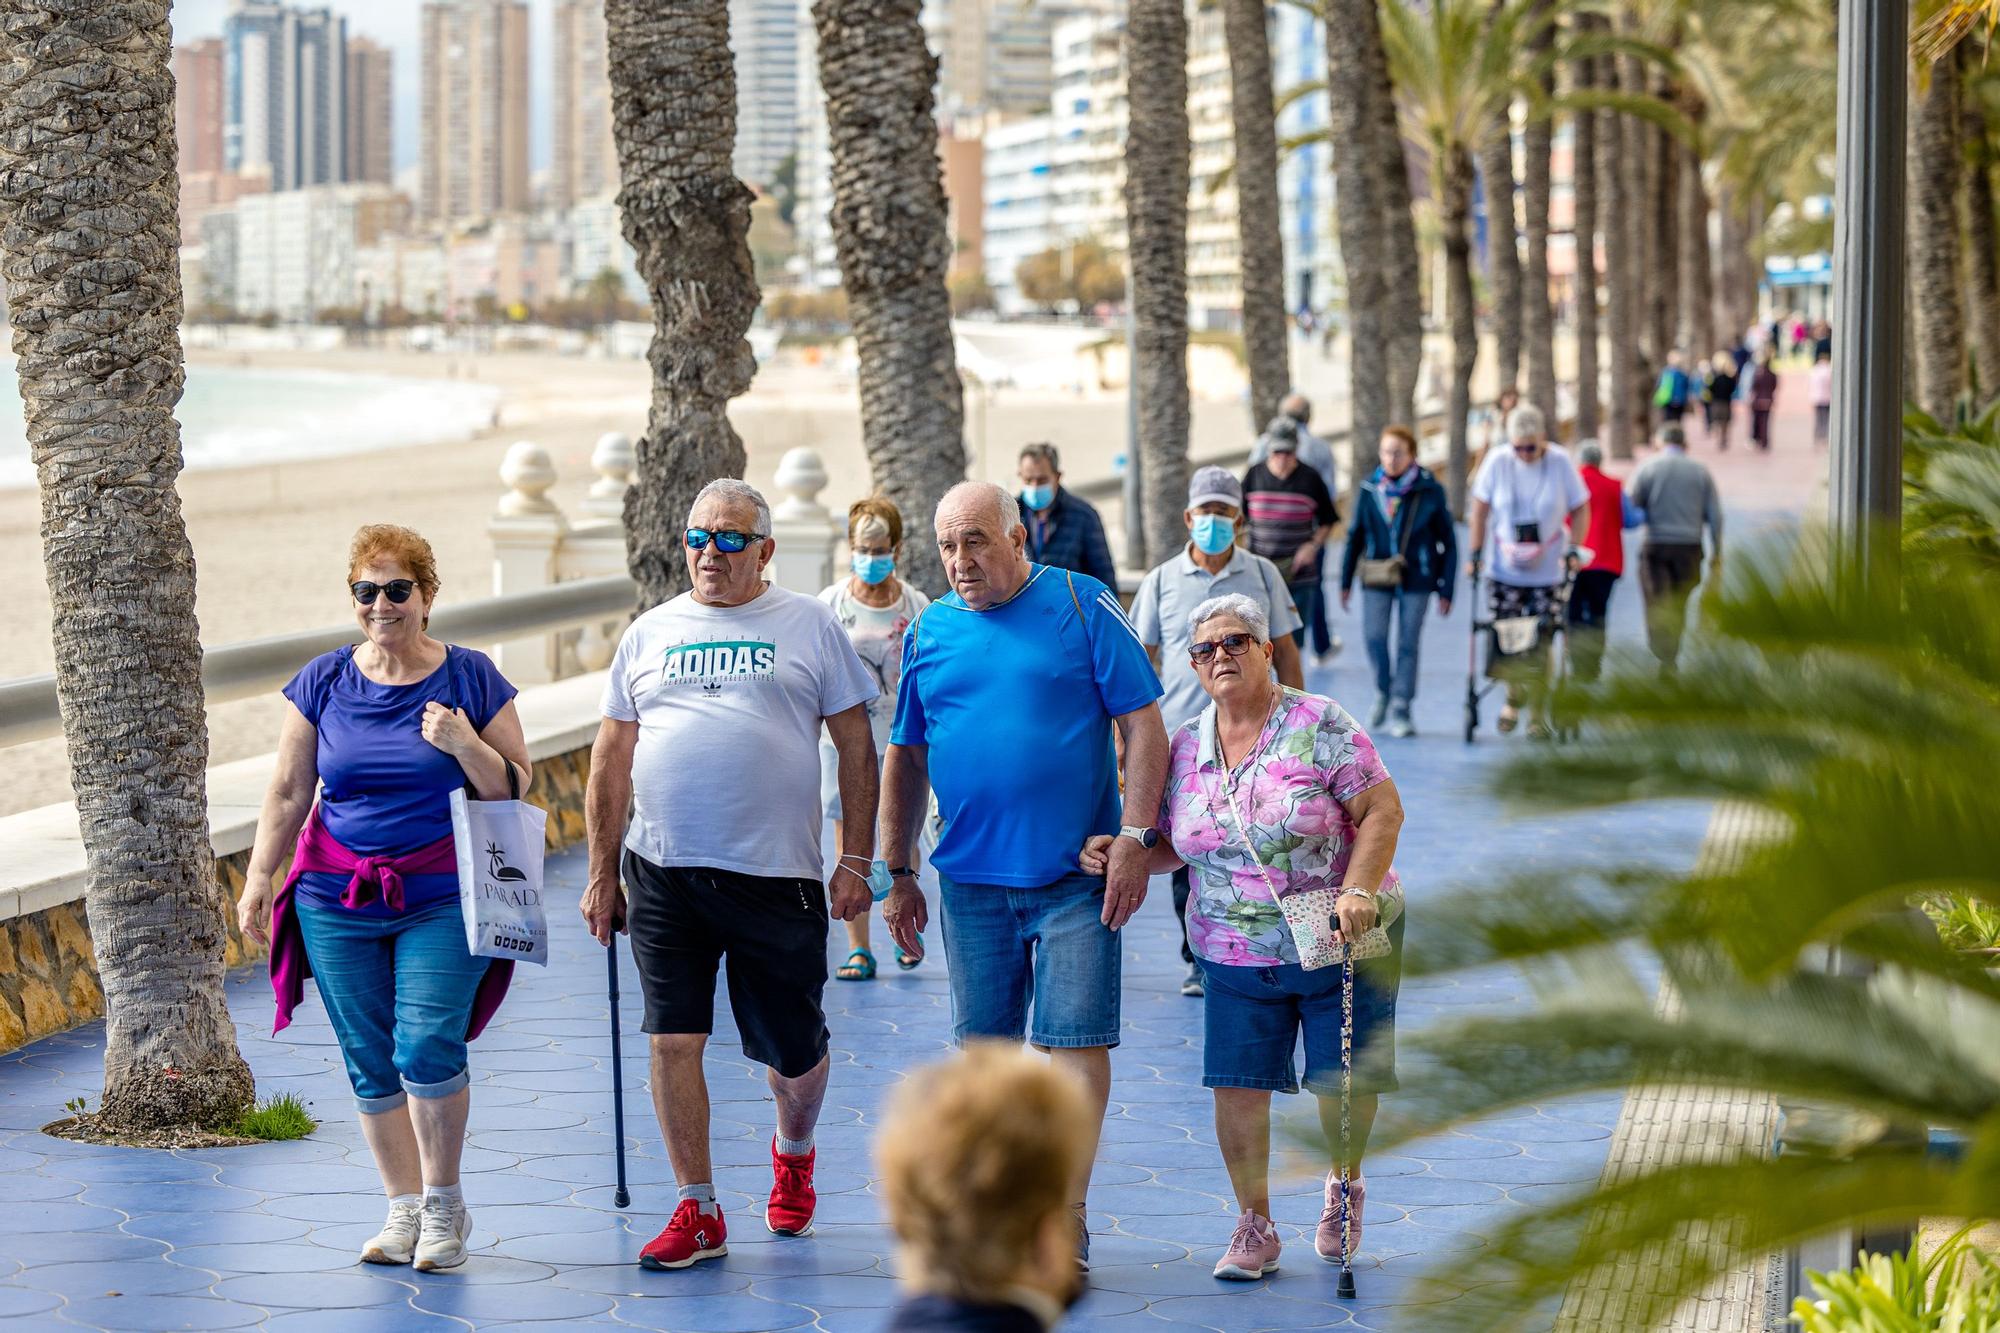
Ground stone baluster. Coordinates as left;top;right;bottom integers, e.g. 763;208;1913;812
571;431;634;673
768;448;840;597
490;441;567;684
581;432;634;521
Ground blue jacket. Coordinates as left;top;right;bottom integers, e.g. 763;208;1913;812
1023;487;1118;591
1339;465;1458;602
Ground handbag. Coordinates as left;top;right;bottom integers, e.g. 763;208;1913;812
1217;744;1401;971
1359;555;1406;589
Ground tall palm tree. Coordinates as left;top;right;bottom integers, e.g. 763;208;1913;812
1621;16;1655;433
604;0;761;607
1647;68;1680;371
1962;49;2000;399
1223;0;1292;433
1677;119;1715;360
0;0;252;1131
1911;50;1968;422
1373;38;1427;427
1479;112;1524;396
1599;42;1639;458
1384;0;1528;514
1126;0;1194;565
813;0;966;594
1572;21;1603;442
1521;1;1559;428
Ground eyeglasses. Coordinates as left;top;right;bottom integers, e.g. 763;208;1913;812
684;528;766;553
1511;441;1541;455
351;579;416;605
1190;633;1258;664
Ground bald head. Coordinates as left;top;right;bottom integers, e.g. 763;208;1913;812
935;481;1030;609
1280;393;1311;425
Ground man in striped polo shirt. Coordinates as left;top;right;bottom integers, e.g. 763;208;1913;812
1242;418;1340;649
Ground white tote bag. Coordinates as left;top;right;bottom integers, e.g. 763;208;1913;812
450;771;550;967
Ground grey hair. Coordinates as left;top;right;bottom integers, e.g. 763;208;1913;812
1504;403;1547;441
1577;439;1604;467
689;478;772;535
1187;593;1270;645
852;511;893;545
936;480;1023;537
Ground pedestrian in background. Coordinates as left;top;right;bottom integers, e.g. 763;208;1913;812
1338;425;1456;738
1250;395;1343;666
240;524;532;1272
1749;349;1780;451
583;479;883;1271
1629;425;1724;673
1810;349;1834;447
1468;385;1521;482
1131;465;1303;999
879;481;1169;1274
819;496;930;980
1080;593;1406;1280
1653;349;1693;431
1566;442;1643;683
1017;442;1119;591
881;1046;1092;1331
1243;418;1339;653
1702;350;1738;450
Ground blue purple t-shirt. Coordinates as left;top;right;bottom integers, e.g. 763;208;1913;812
282;645;518;916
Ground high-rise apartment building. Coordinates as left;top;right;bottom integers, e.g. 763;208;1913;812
223;2;348;192
921;0;1075;121
419;0;532;225
550;0;621;211
175;39;227;178
344;36;393;187
730;0;800;190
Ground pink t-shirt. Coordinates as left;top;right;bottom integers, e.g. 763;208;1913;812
1809;362;1834;407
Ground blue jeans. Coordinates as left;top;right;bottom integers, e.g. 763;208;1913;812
1362;587;1430;706
937;871;1121;1049
295;898;489;1113
1287;577;1320;651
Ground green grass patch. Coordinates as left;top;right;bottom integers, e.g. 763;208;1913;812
229;1093;317;1142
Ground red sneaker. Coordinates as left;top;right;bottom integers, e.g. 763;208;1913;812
639;1198;727;1270
766;1139;817;1236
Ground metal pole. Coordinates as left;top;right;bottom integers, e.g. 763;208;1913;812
1828;0;1907;587
1123;294;1145;570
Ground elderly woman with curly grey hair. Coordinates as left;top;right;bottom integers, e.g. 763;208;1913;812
1081;592;1406;1283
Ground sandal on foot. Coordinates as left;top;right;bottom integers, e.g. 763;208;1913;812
895;937;923;971
836;948;877;981
1497;705;1520;733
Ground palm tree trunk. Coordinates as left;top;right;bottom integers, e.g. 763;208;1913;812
1648;95;1679;370
1713;183;1758;345
1960;56;2000;401
1600;46;1638;458
1571;24;1601;442
606;1;761;607
1125;0;1192;566
1620;21;1653;433
1478;125;1523;395
1909;52;1966;422
0;0;252;1132
1444;148;1480;516
1223;0;1290;431
1372;48;1424;425
1324;0;1397;484
1678;128;1714;361
1521;3;1557;429
814;0;966;593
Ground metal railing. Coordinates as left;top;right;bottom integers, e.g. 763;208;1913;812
0;575;636;750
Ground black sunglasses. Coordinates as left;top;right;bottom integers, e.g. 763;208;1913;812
685;528;765;553
351;579;416;605
1190;633;1259;664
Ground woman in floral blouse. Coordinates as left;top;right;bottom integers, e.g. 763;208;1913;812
1081;593;1406;1283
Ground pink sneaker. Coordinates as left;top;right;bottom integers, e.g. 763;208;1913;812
1316;1170;1366;1262
1213;1210;1281;1281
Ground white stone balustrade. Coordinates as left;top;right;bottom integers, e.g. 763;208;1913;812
490;436;843;681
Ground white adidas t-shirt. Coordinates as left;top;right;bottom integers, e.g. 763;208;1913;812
602;583;878;879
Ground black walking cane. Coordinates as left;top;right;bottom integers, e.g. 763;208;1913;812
1336;951;1357;1300
606;939;630;1209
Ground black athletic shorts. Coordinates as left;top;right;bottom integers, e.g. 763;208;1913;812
621;851;831;1078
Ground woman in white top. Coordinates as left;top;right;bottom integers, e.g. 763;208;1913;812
819;497;930;979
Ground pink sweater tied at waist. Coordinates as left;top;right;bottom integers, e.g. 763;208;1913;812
267;804;513;1036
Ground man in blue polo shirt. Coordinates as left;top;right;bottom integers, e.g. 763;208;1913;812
879;481;1168;1276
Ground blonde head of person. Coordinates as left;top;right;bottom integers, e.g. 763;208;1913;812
879;1045;1092;1328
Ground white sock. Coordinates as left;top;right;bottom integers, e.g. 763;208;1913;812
425;1182;463;1207
775;1132;814;1158
678;1182;718;1217
390;1193;422;1212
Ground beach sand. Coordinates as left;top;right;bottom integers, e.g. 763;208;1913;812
1;335;1307;816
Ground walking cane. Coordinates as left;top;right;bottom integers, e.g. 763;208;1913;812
1336;951;1357;1300
607;941;630;1209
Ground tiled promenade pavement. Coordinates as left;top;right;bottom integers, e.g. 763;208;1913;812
0;394;1821;1331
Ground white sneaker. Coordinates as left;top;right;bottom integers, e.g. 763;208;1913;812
413;1193;472;1271
361;1198;422;1265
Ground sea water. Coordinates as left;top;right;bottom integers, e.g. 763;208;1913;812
0;361;503;489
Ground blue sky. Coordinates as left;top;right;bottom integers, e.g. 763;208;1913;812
172;0;559;175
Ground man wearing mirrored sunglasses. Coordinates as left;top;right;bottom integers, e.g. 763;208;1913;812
583;478;882;1272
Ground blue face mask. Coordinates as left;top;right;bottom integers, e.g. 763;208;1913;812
851;552;895;585
1190;514;1236;555
1022;484;1055;512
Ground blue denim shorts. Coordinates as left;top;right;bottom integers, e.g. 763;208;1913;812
295;897;490;1114
1199;914;1402;1096
937;871;1121;1049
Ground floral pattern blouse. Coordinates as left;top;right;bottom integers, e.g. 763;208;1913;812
1158;686;1400;967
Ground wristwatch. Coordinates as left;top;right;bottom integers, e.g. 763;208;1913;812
1118;825;1160;849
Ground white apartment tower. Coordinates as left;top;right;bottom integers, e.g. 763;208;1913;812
550;0;622;211
224;1;348;192
730;0;801;190
418;0;532;225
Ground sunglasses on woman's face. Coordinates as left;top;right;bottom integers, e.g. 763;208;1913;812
351;579;416;605
1190;633;1258;665
684;527;764;553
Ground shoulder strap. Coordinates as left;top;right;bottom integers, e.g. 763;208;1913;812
1065;568;1084;620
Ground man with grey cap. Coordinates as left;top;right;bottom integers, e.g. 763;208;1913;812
1131;465;1303;997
